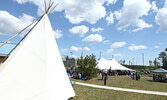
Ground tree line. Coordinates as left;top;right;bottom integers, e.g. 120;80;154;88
63;48;167;80
158;48;167;69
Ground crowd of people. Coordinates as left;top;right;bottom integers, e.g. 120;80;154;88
67;66;142;86
98;68;141;85
66;66;167;88
129;71;140;80
66;67;82;80
66;66;82;86
153;74;167;82
98;67;131;77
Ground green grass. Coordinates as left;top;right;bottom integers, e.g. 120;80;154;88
71;85;167;100
70;75;167;100
72;75;167;92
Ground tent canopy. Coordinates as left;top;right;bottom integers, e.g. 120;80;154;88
97;58;134;71
151;68;167;73
97;57;109;69
109;59;134;71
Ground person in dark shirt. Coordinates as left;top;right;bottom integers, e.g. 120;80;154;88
104;69;108;85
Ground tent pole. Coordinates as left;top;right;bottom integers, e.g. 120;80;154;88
48;0;52;8
0;19;38;48
44;0;47;13
0;0;58;64
46;1;54;14
0;13;46;64
48;3;59;14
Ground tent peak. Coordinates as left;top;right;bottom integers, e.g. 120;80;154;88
43;0;58;15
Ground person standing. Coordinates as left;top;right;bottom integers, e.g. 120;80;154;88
78;73;82;79
104;69;108;85
67;70;73;86
132;72;135;80
136;72;138;80
101;70;104;80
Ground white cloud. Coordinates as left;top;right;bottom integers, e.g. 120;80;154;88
64;0;106;24
53;29;63;39
69;25;89;37
155;8;167;31
106;12;114;25
16;0;106;24
164;0;167;8
70;46;82;52
115;0;152;31
103;40;111;45
16;0;44;15
82;34;103;45
71;55;77;59
106;0;118;6
91;27;104;33
83;47;90;52
132;19;152;32
155;46;159;48
128;44;147;51
106;49;114;54
68;46;90;53
110;42;127;48
151;1;158;12
61;49;68;52
114;53;122;58
0;11;34;35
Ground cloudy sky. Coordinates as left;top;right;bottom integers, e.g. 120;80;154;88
0;0;167;65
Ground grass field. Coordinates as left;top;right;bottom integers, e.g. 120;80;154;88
71;85;167;100
72;75;167;92
70;75;167;100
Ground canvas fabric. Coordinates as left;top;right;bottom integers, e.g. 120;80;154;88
0;14;75;100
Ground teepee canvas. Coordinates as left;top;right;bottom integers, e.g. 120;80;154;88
0;14;75;100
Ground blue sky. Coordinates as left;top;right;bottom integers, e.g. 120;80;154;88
0;0;167;65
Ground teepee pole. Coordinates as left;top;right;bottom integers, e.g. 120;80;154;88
44;0;47;13
48;3;59;14
46;1;54;14
0;20;38;48
1;0;58;64
1;13;46;63
0;0;54;48
48;0;52;8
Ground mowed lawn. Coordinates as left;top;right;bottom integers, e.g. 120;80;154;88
70;75;167;100
71;85;167;100
73;75;167;92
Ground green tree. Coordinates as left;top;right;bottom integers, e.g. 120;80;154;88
158;51;167;69
165;48;167;52
77;54;98;79
149;60;152;66
153;58;157;66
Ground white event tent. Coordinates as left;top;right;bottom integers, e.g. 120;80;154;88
97;57;109;69
97;58;134;71
0;2;75;100
109;59;134;71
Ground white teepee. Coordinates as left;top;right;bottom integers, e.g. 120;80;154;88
0;14;75;100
